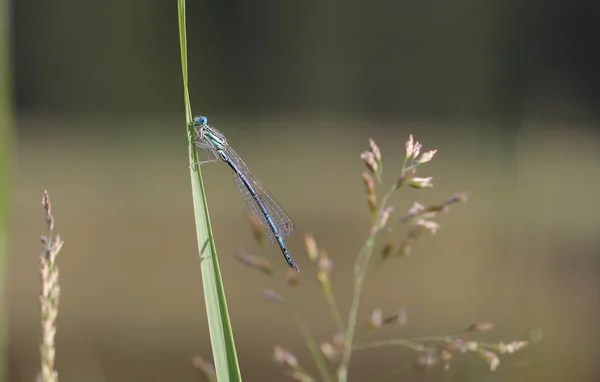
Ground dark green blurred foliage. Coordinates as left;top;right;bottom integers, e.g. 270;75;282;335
14;0;600;122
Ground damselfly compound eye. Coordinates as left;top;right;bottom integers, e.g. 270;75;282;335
193;115;208;126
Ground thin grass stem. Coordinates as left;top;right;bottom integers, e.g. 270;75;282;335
0;0;12;378
177;1;241;380
297;321;334;382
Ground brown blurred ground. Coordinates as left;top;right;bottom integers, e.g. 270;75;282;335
7;115;600;382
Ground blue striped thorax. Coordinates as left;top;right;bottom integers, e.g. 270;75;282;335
193;115;227;150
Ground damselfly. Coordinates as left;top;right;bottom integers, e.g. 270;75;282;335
191;115;299;272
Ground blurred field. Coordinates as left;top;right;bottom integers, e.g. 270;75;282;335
7;115;600;382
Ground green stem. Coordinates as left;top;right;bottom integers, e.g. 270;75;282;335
353;339;426;353
297;322;333;382
337;181;398;381
0;0;12;377
323;283;345;335
337;236;376;382
177;1;241;380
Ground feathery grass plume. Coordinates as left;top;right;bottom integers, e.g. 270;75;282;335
411;141;422;159
361;173;378;218
478;349;500;371
224;132;531;381
319;342;338;360
273;345;299;368
338;136;438;380
365;309;383;330
233;250;272;274
361;172;375;195
400;202;427;222
415;352;439;370
316;265;330;289
332;333;344;350
395;167;416;189
399;332;530;373
408;177;434;189
38;190;63;382
360;151;378;175
497;340;530;354
360;139;383;183
286;370;316;382
247;211;266;245
286;268;301;286
398;238;412;256
366;308;408;331
415;219;440;235
370;206;393;235
382;307;408;325
418;149;437;164
317;249;333;274
338;134;501;381
274;345;319;382
316;249;344;334
368;139;381;169
262;289;286;304
304;234;319;262
320;333;345;360
400;193;470;222
465;322;494;333
384;192;472;262
404;134;414;159
380;239;396;260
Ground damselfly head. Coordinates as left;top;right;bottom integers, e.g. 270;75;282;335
193;115;208;126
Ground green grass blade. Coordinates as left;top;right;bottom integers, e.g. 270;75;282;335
177;1;242;380
0;0;12;379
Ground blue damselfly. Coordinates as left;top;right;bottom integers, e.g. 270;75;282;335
192;116;299;272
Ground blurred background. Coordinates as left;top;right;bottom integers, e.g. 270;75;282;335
2;0;600;381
